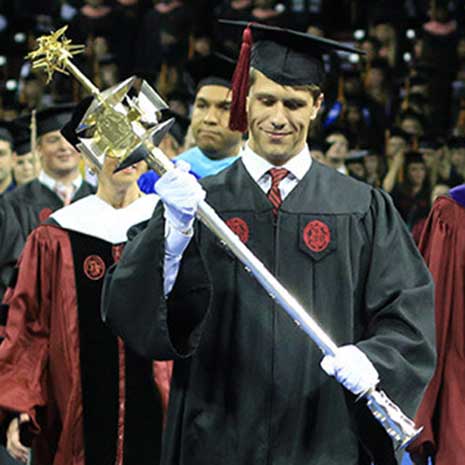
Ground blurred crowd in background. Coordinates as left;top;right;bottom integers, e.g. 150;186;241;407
1;0;465;242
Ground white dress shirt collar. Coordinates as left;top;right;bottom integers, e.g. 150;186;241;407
39;170;83;193
241;143;312;182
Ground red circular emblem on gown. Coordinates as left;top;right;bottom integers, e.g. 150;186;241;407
83;255;106;281
226;217;249;244
38;208;53;223
303;220;331;253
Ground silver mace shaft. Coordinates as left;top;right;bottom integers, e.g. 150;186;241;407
28;27;422;451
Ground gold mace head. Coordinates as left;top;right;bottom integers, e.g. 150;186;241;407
26;26;85;83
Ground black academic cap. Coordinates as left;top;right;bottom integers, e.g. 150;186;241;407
400;109;425;126
219;20;364;131
308;138;327;153
418;137;440;151
345;149;368;165
325;125;351;140
185;53;236;92
370;58;390;71
389;127;411;142
0;122;14;145
37;104;75;138
11;115;31;155
447;136;465;150
168;113;190;146
404;150;425;165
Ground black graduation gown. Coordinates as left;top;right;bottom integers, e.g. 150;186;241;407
3;178;95;240
0;179;95;301
102;160;436;465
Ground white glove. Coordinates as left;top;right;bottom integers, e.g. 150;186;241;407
320;345;379;395
156;161;206;233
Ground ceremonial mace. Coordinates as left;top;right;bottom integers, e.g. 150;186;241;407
28;27;422;450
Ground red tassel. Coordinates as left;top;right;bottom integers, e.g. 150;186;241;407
229;25;253;132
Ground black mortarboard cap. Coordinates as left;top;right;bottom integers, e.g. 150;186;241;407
345;149;368;165
308;138;327;153
0;122;14;145
448;136;465;150
400;109;426;127
418;137;440;151
389;127;411;142
185;53;236;93
404;150;425;165
166;113;190;146
36;104;75;138
219;20;364;131
11;115;32;155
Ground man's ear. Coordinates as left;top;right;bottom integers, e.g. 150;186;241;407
310;93;324;120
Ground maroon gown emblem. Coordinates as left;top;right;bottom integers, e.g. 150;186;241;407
303;220;331;253
226;217;249;244
83;255;106;280
38;208;53;223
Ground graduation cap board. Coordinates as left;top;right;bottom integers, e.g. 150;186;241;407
0;122;14;145
218;20;365;131
185;53;237;93
36;104;75;137
11;118;30;155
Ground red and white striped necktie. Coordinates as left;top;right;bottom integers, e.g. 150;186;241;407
267;168;289;217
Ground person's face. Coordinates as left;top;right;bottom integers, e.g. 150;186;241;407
344;77;363;97
346;105;361;125
159;133;181;159
311;149;325;163
169;99;188;118
364;154;379;175
458;38;465;61
361;40;377;62
38;130;81;177
374;23;394;44
407;162;426;186
401;118;423;136
420;149;436;168
386;136;407;158
13;152;37;185
191;84;242;159
248;71;322;165
325;133;349;162
347;162;365;179
0;140;14;183
98;156;147;188
24;80;43;100
450;148;465;170
366;68;385;89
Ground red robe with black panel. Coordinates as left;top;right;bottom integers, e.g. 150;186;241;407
0;196;171;465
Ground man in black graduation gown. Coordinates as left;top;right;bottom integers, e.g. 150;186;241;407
102;23;436;465
0;105;95;300
0;124;15;195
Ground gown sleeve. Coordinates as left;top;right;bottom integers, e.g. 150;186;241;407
407;196;464;463
0;227;54;435
0;199;24;302
354;189;436;461
102;203;212;360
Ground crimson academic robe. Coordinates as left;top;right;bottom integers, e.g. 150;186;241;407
103;160;436;465
0;195;170;465
408;193;465;465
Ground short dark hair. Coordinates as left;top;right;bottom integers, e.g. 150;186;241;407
248;68;322;101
